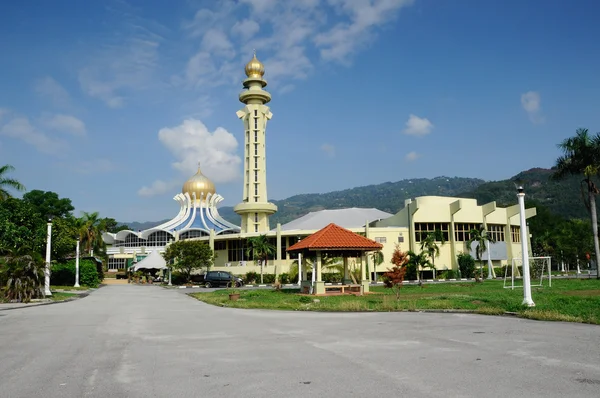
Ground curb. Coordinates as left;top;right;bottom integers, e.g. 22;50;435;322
0;293;89;312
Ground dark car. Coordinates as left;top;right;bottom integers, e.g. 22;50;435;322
203;271;243;288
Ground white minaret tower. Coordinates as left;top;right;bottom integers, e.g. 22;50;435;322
234;52;277;233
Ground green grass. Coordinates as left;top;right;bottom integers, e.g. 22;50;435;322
189;279;600;325
48;292;78;301
50;285;90;291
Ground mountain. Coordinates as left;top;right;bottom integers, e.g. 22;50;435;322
218;176;485;226
120;168;590;229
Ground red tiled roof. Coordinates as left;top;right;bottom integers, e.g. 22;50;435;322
287;223;383;252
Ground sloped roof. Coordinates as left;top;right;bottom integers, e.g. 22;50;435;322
278;207;393;231
133;250;167;270
287;223;383;252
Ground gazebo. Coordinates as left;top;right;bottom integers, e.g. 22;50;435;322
286;223;383;295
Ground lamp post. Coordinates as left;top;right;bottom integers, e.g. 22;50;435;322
297;236;302;285
74;237;80;287
486;239;493;280
517;185;535;307
44;217;53;296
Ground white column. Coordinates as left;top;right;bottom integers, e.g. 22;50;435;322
517;188;535;307
44;220;52;296
297;252;302;285
486;240;493;279
74;238;80;287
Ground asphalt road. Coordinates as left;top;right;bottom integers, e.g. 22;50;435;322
0;286;599;398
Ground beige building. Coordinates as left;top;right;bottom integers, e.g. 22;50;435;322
103;54;536;279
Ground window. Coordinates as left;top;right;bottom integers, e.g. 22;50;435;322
254;118;258;129
146;231;175;247
398;236;404;243
454;223;480;242
254;184;258;195
488;224;505;242
227;240;247;262
180;230;209;240
214;241;226;251
254;170;258;182
254;131;258;142
254;213;258;222
108;258;126;270
511;226;521;242
374;237;387;243
254;143;258;155
255;225;258;233
254;158;258;169
254;109;257;117
414;223;450;242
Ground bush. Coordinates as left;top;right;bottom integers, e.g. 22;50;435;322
244;271;260;284
263;273;276;284
170;271;187;285
51;260;100;288
405;262;418;280
438;269;457;279
457;252;476;278
322;272;342;283
279;273;290;284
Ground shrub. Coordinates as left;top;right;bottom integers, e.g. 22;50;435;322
244;271;260;284
405;262;418;280
457;252;476;278
438;269;457;279
322;272;342;283
263;273;276;284
279;273;290;284
51;260;99;288
1;254;45;303
170;271;187;285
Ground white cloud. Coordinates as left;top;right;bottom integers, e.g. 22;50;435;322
405;151;420;162
403;114;434;137
139;119;241;197
138;180;180;197
34;77;72;108
320;143;336;158
521;91;545;124
0;108;9;121
231;19;260;40
43;114;86;136
0;117;66;155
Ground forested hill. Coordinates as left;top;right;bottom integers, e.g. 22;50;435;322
217;176;485;226
460;168;587;219
122;168;589;229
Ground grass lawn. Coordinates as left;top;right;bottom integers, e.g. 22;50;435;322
49;292;78;301
50;285;90;291
189;279;600;325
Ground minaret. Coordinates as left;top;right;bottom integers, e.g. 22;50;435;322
234;52;277;233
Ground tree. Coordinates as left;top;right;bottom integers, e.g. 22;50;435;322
0;252;45;302
78;212;106;256
552;128;600;279
162;240;214;283
370;250;384;281
0;164;25;201
246;235;276;284
100;217;129;233
467;225;496;279
0;198;43;255
383;244;409;299
406;250;430;281
22;190;74;219
420;230;446;279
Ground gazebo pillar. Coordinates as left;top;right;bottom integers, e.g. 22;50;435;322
313;250;325;294
360;253;370;293
343;257;352;284
300;255;311;293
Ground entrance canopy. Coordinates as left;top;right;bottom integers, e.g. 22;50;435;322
287;223;383;255
133;250;167;271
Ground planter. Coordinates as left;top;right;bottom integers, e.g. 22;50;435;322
229;293;241;301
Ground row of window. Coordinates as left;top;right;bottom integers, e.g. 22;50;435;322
414;223;521;243
113;230;210;247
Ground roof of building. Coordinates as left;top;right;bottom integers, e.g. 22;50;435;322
278;207;393;231
287;223;383;252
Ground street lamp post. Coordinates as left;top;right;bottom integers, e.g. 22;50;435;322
517;185;535;307
74;237;80;287
297;236;302;285
44;218;53;296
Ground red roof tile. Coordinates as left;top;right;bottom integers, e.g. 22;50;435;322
287;223;383;252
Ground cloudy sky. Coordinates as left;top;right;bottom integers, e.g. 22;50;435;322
1;0;599;223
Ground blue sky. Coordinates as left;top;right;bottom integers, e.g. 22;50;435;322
1;0;599;223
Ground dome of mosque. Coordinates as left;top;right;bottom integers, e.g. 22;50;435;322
182;165;216;200
244;52;265;79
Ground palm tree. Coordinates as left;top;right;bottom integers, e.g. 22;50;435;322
78;212;105;256
420;230;446;279
0;253;45;302
552;128;600;279
371;250;384;281
406;250;430;281
467;225;496;279
0;164;25;201
246;235;276;284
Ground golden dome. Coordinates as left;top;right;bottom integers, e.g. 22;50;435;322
182;165;216;200
244;52;265;78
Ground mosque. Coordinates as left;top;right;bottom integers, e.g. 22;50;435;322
103;54;536;279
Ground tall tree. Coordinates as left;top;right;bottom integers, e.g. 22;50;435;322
246;235;276;284
22;190;74;219
162;240;214;283
0;164;25;201
78;212;105;256
420;230;446;279
467;225;496;279
552;128;600;279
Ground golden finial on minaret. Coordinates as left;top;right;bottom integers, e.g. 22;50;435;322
244;50;265;79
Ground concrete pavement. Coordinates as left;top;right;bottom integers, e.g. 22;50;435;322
0;285;599;398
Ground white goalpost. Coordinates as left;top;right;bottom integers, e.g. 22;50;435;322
504;256;552;290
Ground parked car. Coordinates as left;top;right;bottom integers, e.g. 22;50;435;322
204;271;243;288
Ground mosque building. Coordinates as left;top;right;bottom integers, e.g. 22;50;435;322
103;53;536;278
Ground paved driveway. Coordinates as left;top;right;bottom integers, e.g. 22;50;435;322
0;285;599;398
